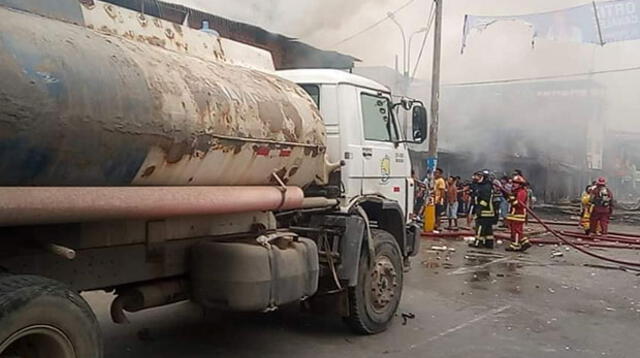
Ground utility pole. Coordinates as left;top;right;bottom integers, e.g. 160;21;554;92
427;0;443;159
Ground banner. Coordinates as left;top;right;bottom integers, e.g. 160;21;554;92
462;0;640;52
597;0;640;42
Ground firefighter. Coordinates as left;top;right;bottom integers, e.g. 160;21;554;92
469;170;496;249
506;175;532;252
580;184;594;234
589;177;614;235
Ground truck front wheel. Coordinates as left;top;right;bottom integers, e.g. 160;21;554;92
346;229;403;334
0;275;102;358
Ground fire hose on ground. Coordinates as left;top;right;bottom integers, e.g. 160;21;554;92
420;182;640;266
542;220;640;238
523;204;640;267
559;231;640;245
488;178;640;267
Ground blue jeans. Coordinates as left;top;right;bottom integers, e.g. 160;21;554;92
447;202;459;219
499;198;510;220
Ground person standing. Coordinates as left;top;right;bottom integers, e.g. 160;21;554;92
463;180;474;227
512;169;534;221
470;170;496;249
498;176;512;228
580;184;594;234
456;177;466;217
589;177;614;235
506;175;531;252
446;176;459;229
491;176;504;228
412;169;427;218
433;168;447;231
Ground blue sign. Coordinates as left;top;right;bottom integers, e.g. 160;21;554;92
426;156;438;174
463;0;640;51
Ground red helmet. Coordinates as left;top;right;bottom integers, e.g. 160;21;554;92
512;175;526;185
597;177;607;185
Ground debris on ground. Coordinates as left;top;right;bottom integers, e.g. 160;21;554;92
401;312;416;325
466;250;505;258
431;246;456;252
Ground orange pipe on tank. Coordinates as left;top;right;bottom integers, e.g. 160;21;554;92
0;186;304;227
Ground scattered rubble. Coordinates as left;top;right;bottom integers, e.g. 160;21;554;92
401;312;416;325
431;246;456;252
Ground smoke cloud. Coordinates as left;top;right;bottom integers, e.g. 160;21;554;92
169;0;640;85
169;0;639;202
169;0;639;81
174;0;392;39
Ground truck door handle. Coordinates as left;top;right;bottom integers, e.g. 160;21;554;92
362;149;373;158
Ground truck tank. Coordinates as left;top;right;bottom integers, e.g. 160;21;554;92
0;5;330;187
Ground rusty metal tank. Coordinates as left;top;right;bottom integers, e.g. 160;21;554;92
0;4;329;187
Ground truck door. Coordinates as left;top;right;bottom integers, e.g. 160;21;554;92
359;90;409;216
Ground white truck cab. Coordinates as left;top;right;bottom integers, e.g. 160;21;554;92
278;69;426;224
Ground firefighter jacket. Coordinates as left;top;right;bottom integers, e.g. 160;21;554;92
474;181;495;218
507;187;528;222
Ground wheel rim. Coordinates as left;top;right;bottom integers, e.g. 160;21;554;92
0;325;76;358
369;255;399;313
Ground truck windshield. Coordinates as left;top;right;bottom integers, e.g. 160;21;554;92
361;93;398;142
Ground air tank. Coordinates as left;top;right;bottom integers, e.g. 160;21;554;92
0;5;330;187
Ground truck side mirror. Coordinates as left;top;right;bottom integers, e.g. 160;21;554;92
412;105;428;143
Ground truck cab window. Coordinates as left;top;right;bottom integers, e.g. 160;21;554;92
361;93;397;142
300;84;320;109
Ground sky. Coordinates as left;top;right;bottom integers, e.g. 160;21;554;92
171;0;640;84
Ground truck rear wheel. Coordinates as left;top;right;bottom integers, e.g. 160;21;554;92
346;229;403;334
0;275;102;358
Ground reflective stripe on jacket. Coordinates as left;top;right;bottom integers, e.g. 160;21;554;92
475;181;495;218
507;187;528;222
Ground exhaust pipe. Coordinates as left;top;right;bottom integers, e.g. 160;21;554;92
110;279;189;324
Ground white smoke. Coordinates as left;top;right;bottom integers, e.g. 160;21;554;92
174;0;640;85
173;0;392;39
169;0;640;201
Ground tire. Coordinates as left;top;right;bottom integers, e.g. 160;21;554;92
0;275;102;358
345;229;403;334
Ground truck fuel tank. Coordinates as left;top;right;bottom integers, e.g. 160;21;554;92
190;233;319;311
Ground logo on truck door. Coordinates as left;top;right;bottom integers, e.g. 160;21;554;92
380;155;391;184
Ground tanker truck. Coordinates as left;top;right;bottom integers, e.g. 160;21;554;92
0;1;428;356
